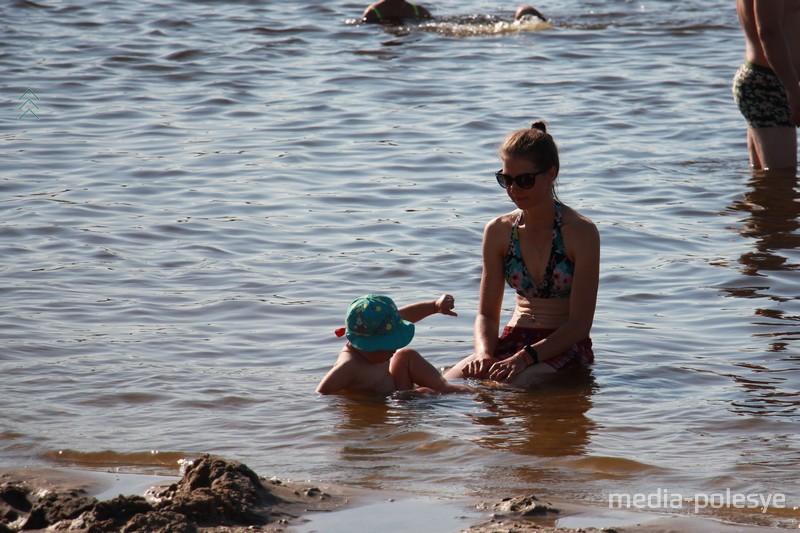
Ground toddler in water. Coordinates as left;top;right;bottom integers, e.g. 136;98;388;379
316;294;470;395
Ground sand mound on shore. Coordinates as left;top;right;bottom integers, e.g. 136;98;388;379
0;454;340;532
1;455;786;532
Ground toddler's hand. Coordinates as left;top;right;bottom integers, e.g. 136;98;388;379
436;294;457;316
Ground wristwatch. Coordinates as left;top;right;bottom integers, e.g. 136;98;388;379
523;345;539;366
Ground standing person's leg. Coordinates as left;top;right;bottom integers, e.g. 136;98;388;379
734;62;797;172
749;125;798;171
747;129;762;169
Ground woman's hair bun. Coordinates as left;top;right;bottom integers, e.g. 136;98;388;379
530;121;547;133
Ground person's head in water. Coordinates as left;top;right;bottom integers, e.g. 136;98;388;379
514;5;547;22
361;0;432;24
499;121;559;179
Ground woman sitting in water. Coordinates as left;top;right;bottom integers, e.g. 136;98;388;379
361;0;432;24
444;122;599;387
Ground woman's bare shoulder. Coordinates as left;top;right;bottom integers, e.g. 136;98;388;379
560;204;599;251
561;204;597;230
485;210;518;231
483;211;517;255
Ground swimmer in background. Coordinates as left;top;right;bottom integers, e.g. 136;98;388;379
360;2;546;26
515;5;547;22
361;0;432;24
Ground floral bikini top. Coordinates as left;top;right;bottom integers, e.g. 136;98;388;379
504;202;574;300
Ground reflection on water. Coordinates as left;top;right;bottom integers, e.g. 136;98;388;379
730;170;800;278
725;171;800;347
721;171;800;417
332;393;397;431
317;374;599;498
467;370;596;458
329;372;597;460
5;0;800;526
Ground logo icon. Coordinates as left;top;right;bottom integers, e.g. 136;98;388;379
19;88;40;119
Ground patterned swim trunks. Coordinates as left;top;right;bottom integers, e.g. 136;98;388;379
733;61;793;128
493;326;594;371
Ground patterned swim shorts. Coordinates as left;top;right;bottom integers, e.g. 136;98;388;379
733;61;793;128
493;326;594;371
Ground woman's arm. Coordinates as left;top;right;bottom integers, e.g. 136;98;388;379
459;218;508;377
475;219;507;354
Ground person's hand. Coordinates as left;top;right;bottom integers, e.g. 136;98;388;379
463;354;497;378
435;294;457;316
487;353;527;382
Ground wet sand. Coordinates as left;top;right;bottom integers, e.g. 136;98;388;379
1;456;790;532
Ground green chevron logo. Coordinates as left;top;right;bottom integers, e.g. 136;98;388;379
19;88;40;119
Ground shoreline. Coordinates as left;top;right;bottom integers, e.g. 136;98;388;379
0;459;792;532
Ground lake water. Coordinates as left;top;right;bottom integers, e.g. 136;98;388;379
2;0;799;529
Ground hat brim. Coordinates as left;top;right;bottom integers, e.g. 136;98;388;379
346;320;415;352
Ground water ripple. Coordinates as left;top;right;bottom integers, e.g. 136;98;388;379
1;0;797;526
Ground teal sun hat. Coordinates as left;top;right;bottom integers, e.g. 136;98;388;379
343;294;415;352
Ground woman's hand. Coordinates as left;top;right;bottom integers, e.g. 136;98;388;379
487;352;527;382
435;294;457;316
461;354;498;378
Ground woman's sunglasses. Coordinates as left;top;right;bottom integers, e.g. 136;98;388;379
495;169;547;189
